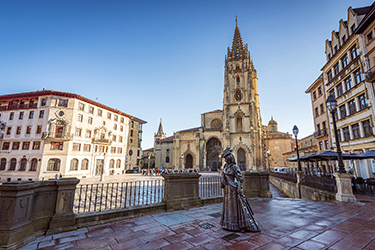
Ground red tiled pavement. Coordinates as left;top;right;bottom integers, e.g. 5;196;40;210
19;188;375;250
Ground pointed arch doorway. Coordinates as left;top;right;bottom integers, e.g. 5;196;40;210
237;148;246;171
185;154;193;169
206;138;222;171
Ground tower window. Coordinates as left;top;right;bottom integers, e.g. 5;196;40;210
236;116;243;132
237;77;240;84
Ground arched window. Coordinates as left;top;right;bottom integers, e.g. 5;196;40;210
70;158;79;171
237;76;240;84
30;158;38;171
81;159;89;170
116;159;121;168
237;148;246;171
166;156;170;163
236;116;243;132
109;159;115;168
47;158;60;171
19;158;27;171
9;158;16;171
0;158;6;170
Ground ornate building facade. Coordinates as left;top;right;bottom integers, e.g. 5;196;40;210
155;21;265;172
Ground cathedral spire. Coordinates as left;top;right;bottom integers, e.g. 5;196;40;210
156;118;164;136
227;18;249;61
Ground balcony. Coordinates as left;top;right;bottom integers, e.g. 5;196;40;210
314;128;328;138
0;103;38;110
92;138;112;145
365;65;375;82
42;132;72;141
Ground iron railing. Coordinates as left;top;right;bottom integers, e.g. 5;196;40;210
269;172;297;183
74;179;164;214
199;176;222;197
302;174;336;193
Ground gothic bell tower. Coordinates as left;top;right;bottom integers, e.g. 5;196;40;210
223;19;264;171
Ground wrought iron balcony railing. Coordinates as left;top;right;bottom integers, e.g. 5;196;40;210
314;128;327;138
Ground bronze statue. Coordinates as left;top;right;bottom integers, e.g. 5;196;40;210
220;147;261;232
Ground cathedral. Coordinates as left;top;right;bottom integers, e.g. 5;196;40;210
154;20;265;172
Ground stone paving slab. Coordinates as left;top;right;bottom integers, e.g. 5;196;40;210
19;191;375;250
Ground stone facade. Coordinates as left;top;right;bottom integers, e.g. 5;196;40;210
0;90;146;182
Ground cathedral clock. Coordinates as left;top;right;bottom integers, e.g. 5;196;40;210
235;89;243;101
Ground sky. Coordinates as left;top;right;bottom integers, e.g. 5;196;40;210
0;0;373;149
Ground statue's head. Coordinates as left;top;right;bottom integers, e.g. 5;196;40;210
222;147;235;164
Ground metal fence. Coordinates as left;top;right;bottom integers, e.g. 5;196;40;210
269;172;297;183
74;179;164;214
199;176;222;197
302;174;337;193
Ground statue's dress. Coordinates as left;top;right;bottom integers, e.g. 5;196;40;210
220;163;261;232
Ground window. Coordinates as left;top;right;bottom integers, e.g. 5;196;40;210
75;128;82;137
352;123;360;139
325;140;329;150
363;120;373;137
334;45;338;53
318;87;322;96
72;143;81;151
130;130;133;137
328;53;332;60
339;105;346;119
0;158;6;170
98;109;102;116
320;104;324;114
6;127;11;135
313;91;317;100
342;35;347;43
111;147;116;153
47;158;60;171
120;117;124;123
39;110;44;118
70;159;79;171
367;31;373;42
236;117;243;131
9;112;14;120
359;94;368;110
85;130;91;138
2;142;10;150
317;124;321;131
315;107;319;117
81;159;89;170
107;112;111;119
89;106;94;114
112;135;116;142
344;77;352;91
50;142;63;150
12;142;20;150
9;158;16;171
88;117;93;124
29;111;34;119
327;70;333;81
83;144;91;152
336;83;343;96
341;54;349;68
78;114;83;122
78;102;85;111
131;121;134;128
343;127;350;141
36;125;42;134
322;121;326;130
26;126;32;134
41;99;47;106
333;63;340;75
32;141;41;150
166;156;170;163
329;90;335;98
22;141;30;150
130;139;133;143
117;147;122;154
350;45;358;59
120;125;123;132
58;99;68;107
119;136;123;143
19;158;27;171
19;112;24;120
99;146;105;152
109;159;115;168
116;159;121;168
348;99;356;115
319;141;323;151
16;126;21;134
351;24;356;33
30;158;38;171
354;69;363;85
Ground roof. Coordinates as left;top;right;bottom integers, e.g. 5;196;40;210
353;5;373;15
305;74;323;94
178;127;200;133
159;136;174;142
202;109;222;115
0;90;147;124
356;3;375;33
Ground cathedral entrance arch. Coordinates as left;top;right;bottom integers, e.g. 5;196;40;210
206;138;222;171
185;154;193;169
237;148;246;171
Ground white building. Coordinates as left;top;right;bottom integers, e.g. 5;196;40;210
0;90;146;182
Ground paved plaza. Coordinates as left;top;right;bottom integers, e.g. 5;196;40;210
20;185;375;250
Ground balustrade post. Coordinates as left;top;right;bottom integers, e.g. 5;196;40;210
162;173;201;211
47;178;80;235
334;173;357;202
242;172;272;198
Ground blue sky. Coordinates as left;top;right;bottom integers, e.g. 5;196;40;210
0;0;373;149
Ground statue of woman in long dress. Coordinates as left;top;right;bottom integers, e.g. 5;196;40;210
220;147;261;232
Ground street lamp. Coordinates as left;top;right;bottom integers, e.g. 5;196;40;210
148;154;151;176
293;125;302;172
326;95;346;173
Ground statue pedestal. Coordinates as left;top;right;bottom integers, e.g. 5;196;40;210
334;173;357;203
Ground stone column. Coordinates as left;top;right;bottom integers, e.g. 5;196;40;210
0;181;38;249
334;173;357;202
242;172;272;198
47;178;80;235
163;173;201;211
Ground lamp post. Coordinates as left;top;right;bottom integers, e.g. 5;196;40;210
147;154;151;176
326;95;346;173
264;149;271;171
293;125;302;172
